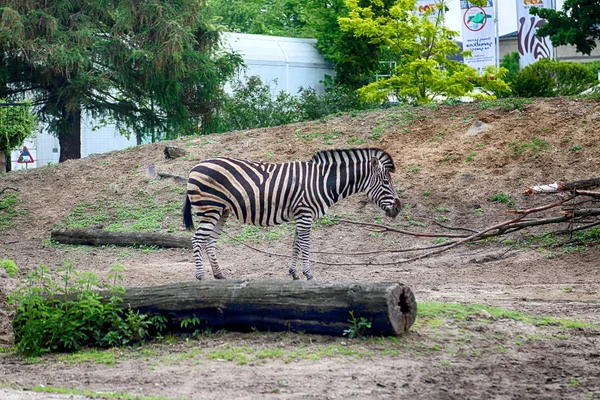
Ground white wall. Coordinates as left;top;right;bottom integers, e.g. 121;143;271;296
10;112;136;171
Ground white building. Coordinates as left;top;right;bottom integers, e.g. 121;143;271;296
11;33;335;171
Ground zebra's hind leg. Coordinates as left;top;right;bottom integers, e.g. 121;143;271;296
191;218;219;280
206;211;229;279
288;229;300;280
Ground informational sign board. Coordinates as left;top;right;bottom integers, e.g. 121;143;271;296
17;146;35;164
460;1;497;73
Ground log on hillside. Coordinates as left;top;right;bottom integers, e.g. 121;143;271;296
102;280;417;336
50;228;191;248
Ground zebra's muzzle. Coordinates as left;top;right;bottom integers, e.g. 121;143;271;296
385;198;401;218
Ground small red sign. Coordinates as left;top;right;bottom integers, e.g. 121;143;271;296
17;146;34;164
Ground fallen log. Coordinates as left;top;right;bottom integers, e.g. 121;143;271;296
103;280;417;336
50;228;191;248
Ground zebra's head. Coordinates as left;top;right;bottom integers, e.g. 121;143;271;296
366;155;401;218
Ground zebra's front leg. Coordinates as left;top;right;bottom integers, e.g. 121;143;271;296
296;222;314;280
289;230;300;280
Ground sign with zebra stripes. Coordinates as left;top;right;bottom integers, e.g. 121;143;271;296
516;0;555;70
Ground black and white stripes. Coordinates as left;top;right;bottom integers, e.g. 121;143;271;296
183;148;401;280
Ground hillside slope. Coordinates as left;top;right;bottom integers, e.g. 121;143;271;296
1;97;600;327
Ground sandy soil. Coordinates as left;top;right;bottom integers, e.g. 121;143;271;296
0;97;599;399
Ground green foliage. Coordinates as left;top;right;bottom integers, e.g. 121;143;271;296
512;59;598;97
470;66;512;99
339;0;506;104
0;99;36;157
343;311;372;340
209;0;312;38
531;0;600;55
8;262;167;357
500;52;520;83
0;191;26;228
1;258;18;277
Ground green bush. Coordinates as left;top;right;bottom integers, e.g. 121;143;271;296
215;75;377;133
216;76;301;132
512;59;598;97
297;85;374;120
8;261;166;357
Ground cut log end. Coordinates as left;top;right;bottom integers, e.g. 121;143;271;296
388;284;418;333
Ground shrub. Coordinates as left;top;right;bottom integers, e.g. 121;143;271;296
215;75;378;133
512;59;598;97
216;76;301;132
297;85;374;120
8;261;166;357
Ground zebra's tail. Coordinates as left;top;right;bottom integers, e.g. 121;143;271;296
183;192;195;231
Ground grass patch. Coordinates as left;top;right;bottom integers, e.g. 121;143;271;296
0;191;26;228
56;348;117;366
417;302;596;330
510;137;551;156
55;197;180;233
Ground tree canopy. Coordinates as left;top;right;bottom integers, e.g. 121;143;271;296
530;0;600;55
0;0;241;161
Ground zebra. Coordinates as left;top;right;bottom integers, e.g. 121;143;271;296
183;147;401;281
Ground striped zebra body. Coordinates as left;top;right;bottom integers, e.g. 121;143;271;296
183;148;401;280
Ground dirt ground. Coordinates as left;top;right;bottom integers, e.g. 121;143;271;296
0;97;599;399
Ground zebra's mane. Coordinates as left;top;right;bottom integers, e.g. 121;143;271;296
310;148;395;173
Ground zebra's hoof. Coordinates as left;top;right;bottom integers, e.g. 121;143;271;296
214;274;226;280
305;274;314;281
195;275;204;281
291;275;300;280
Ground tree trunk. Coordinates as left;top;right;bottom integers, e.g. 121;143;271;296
101;280;418;336
58;106;81;162
50;228;191;248
0;151;6;173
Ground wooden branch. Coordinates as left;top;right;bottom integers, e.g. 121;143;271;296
433;221;479;233
336;219;469;238
93;280;418;336
0;187;19;195
50;229;191;248
574;190;600;198
394;195;578;264
146;165;186;181
524;177;600;196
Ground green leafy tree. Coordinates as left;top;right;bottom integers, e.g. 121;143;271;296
0;100;36;173
0;0;241;162
531;0;600;56
209;0;311;37
339;0;506;104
